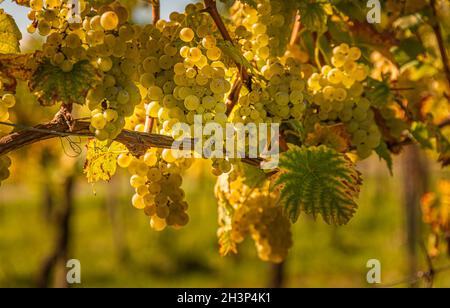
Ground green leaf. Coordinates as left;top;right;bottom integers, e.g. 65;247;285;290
411;122;433;149
393;38;425;68
30;60;101;106
434;129;450;167
298;1;328;34
332;0;367;22
366;78;392;107
375;141;393;176
84;140;126;183
217;40;255;74
328;20;352;45
276;145;362;225
0;9;22;54
237;164;268;189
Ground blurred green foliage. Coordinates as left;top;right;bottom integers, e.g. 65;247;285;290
1;161;449;288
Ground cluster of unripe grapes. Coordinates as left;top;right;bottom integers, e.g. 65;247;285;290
18;0;402;237
28;0;87;72
29;1;141;139
117;149;192;231
231;0;289;62
133;3;233;176
229;0;310;126
306;44;382;158
216;171;292;263
0;86;16;186
138;7;231;130
232;59;307;124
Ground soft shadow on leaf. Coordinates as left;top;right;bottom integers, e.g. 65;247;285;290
84;140;126;183
30;60;101;106
0;9;22;54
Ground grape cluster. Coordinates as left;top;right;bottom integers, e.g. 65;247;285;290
0;85;16;186
140;13;230;127
306;44;381;159
231;0;289;62
82;4;142;140
117;149;192;231
132;3;234;175
216;171;293;263
232;58;307;127
28;0;88;71
29;2;142;140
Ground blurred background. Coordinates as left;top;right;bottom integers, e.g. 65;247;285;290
0;0;450;288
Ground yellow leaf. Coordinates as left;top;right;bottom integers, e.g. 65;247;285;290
0;9;21;54
84;140;126;183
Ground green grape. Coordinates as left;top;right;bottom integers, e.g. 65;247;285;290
206;47;221;61
187;47;202;62
179;27;195;42
101;11;119;31
97;57;113;72
184;95;200;111
148;86;164;101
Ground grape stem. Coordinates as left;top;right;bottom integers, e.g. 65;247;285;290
144;116;155;134
0;119;263;168
430;0;450;93
225;78;242;116
203;0;250;84
151;0;160;25
289;12;302;47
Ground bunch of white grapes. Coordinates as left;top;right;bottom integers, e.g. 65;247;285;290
117;149;192;231
231;0;289;63
29;1;142;140
216;171;293;263
307;44;382;159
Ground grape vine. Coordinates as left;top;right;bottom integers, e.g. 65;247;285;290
0;0;450;263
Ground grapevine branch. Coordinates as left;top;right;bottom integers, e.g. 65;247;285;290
430;0;450;92
0;119;263;167
380;264;450;288
203;0;250;114
151;0;160;25
225;78;242;116
289;12;302;47
145;0;160;133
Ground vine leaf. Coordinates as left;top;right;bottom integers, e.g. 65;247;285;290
366;78;392;107
305;124;350;153
276;145;362;225
375;141;393;176
298;1;328;34
0;9;22;54
217;41;255;74
30;60;101;106
411;122;434;149
0;52;42;91
84;140;126;183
